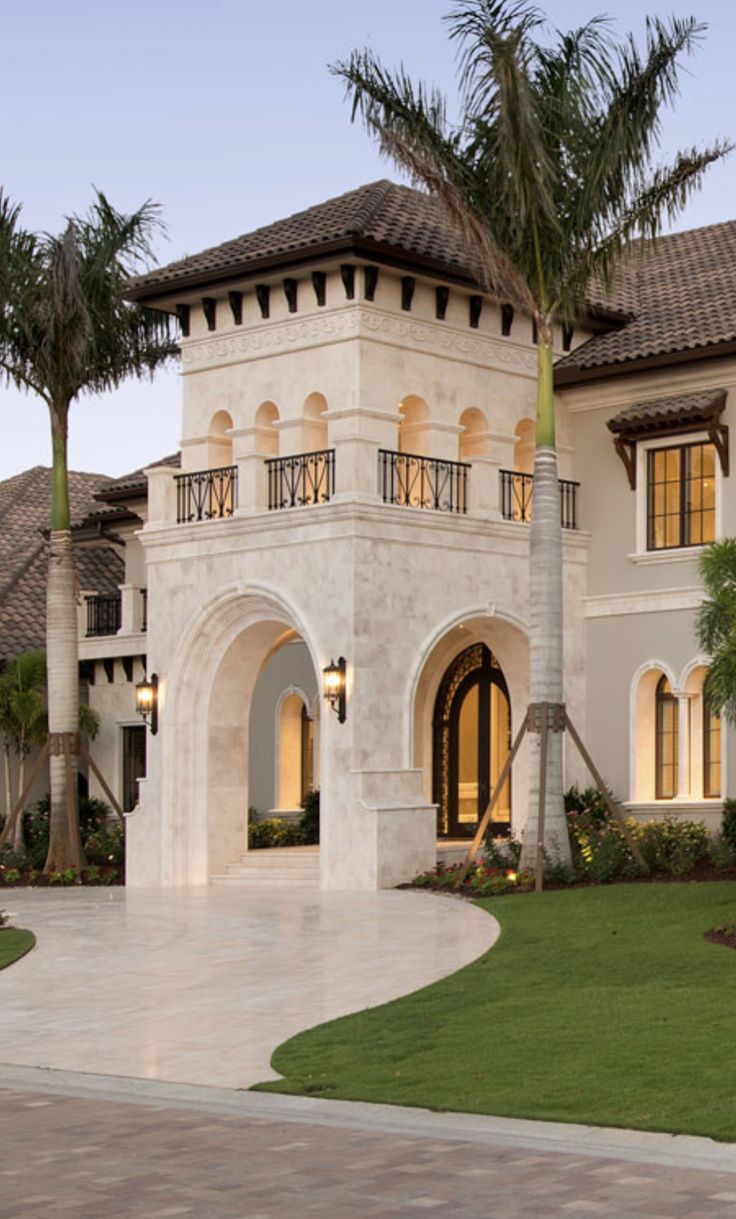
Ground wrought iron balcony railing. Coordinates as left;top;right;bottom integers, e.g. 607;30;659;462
379;449;469;514
499;469;580;530
85;594;122;638
175;465;237;524
266;449;335;510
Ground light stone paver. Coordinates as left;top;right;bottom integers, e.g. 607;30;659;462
0;886;496;1086
4;886;736;1217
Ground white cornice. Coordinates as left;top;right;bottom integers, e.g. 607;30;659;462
584;587;701;618
179;305;539;378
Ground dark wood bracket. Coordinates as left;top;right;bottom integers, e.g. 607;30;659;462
255;284;270;319
340;264;355;300
614;437;637;489
122;656;135;683
312;271;326;306
401;276;415;312
708;418;730;477
469;295;483;329
562;323;574;352
103;658;115;684
435;286;449;320
363;266;378;300
501;303;514;336
228;291;243;325
175;304;190;337
283;278;298;313
202;297;217;332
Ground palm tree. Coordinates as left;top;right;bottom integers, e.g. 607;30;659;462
333;0;730;866
696;540;736;723
0;649;100;854
0;193;176;873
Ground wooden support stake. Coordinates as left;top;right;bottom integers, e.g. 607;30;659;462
535;703;550;893
458;711;529;885
78;738;126;823
564;713;648;872
0;739;49;851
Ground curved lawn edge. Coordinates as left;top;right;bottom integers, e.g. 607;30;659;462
251;883;736;1142
0;930;35;971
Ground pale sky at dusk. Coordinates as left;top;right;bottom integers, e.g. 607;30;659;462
2;0;735;481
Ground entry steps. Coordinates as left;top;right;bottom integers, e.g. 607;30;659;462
212;841;473;888
211;846;320;889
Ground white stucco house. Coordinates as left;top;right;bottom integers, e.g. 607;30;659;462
68;180;734;890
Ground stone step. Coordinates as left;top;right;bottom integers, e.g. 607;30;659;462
211;847;320;888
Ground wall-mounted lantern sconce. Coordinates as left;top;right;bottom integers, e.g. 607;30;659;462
323;657;346;723
136;672;159;735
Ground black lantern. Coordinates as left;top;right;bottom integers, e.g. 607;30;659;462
136;672;159;735
323;657;346;723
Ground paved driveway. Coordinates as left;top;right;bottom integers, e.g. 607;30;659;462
0;886;496;1088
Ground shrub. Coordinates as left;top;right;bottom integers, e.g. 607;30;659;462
248;816;304;849
565;784;611;826
300;789;320;845
636;817;709;876
21;793;114;869
481;835;522;869
84;823;124;866
722;800;736;852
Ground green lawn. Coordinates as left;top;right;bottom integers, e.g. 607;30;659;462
0;929;35;970
255;883;736;1141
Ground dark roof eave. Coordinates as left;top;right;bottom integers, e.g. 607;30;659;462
126;235;628;331
554;337;736;388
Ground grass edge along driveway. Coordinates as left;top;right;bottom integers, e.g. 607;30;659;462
0;929;35;970
255;882;736;1142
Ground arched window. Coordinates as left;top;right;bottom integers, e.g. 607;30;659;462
655;676;678;799
703;699;722;799
398;395;430;456
514;419;535;475
302;392;328;452
278;692;306;810
254;401;280;457
458;408;490;461
208;409;233;469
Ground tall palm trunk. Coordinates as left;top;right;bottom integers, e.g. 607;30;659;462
520;334;571;867
44;405;84;873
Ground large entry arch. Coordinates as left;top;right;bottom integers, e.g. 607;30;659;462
433;643;511;838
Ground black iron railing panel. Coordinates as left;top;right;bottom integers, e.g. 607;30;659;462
379;449;469;514
499;469;579;530
85;594;121;637
266;449;335;510
175;465;237;524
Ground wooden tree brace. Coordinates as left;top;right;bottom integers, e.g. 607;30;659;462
0;739;50;850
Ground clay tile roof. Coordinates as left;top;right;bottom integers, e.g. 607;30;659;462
126;180;487;297
0;466;123;661
557;220;736;381
95;452;181;501
607;389;728;436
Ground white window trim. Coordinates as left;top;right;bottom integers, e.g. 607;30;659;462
634;430;721;557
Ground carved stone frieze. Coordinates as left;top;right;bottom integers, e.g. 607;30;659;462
180;307;537;376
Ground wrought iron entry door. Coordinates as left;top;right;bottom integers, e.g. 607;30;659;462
432;643;511;838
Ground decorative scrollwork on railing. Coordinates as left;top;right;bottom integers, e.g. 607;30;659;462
378;449;469;514
175;465;237;524
266;449;335;510
499;469;579;530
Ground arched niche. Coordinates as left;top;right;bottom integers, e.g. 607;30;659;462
632;664;675;801
254;401;280;457
458;407;490;461
398;395;430;457
514;418;535;475
208;409;234;469
277;691;309;810
302;392;328;453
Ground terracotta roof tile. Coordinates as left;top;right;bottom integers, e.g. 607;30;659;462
558;221;736;378
0;467;124;661
608;389;727;435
